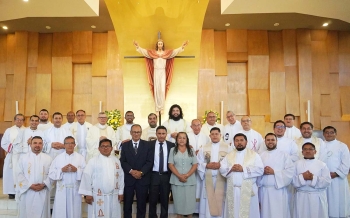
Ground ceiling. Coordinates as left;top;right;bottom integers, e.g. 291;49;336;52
0;0;350;35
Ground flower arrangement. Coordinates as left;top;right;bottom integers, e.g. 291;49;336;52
105;109;122;130
202;110;221;124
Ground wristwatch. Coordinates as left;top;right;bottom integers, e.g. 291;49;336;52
140;171;143;176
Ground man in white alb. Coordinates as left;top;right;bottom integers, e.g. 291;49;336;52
220;133;264;218
17;136;53;218
37;109;53;131
62;111;75;132
1;113;25;199
257;133;294;218
237;116;264;152
284;114;301;141
222;111;242;145
49;136;86;218
116;111;135;150
197;127;231;218
162;104;191;143
200;111;224;137
70;110;92;160
323;126;350;218
86;112;116;161
141;113;158;141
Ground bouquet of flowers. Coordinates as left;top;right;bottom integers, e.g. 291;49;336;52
202;110;221;124
105;109;122;131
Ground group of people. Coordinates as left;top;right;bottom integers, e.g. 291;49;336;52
1;104;349;218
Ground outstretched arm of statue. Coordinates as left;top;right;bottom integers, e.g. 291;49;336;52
133;40;139;49
182;40;189;49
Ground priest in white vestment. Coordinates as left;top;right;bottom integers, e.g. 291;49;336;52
43;112;72;160
49;136;86;218
295;122;327;161
237;116;264;152
200;111;224;138
292;142;331;218
79;138;124;218
323;126;350;218
12;115;44;191
17;136;53;218
222;111;242;145
62;111;76;132
141;113;158;141
220;133;264;218
116;111;134;150
197;127;231;218
1;114;25;199
37;109;53;131
162;104;191;143
284;114;302;140
257;133;294;218
70;110;92;160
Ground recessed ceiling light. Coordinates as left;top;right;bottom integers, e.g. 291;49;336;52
23;0;29;2
323;23;329;27
91;25;96;29
225;23;230;27
45;26;51;29
2;26;8;30
274;23;280;27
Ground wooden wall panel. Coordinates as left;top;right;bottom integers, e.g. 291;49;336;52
320;116;332;128
73;94;92;116
199;29;215;69
331;121;350;148
250;115;266;136
227;52;248;63
214;31;227;76
312;41;330;94
35;74;51;113
0;35;6;88
91;77;107;122
73;31;92;54
227;63;247;115
27;32;39;68
52;57;73;90
52;33;72;57
214;76;228;122
6;34;15;75
339;32;350;86
310;30;328;41
25;68;37;116
0;122;13;133
51;90;72;113
285;66;300;115
248;89;270;116
92;33;107;77
0;88;5;121
73;64;92;94
282;30;297;66
270;72;286;121
340;87;350;120
297;29;313;122
226;29;247;53
13;32;28;114
320;94;331;117
37;34;52;74
197;69;215;118
268;31;285;72
326;31;339;73
265;122;274;136
330;73;342;121
247;30;269;55
4;75;14;121
248;55;269;89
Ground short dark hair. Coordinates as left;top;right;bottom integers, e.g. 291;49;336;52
265;132;277;140
39;109;49;114
76;109;86;114
29;115;40;120
302;142;316;150
323;126;337;134
131;124;142;131
233;133;247;141
300;122;313;130
156;125;167;132
52;112;63;119
284;114;295;120
210;127;221;133
125;111;134;116
273;120;286;128
99;138;112;147
148;113;157;119
31;136;43;143
64;136;75;144
14;113;25;121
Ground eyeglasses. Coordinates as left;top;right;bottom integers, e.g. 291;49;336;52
302;148;315;151
324;131;335;135
241;119;251;123
100;145;112;148
275;126;285;129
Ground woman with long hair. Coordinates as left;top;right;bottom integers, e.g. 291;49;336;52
168;132;198;218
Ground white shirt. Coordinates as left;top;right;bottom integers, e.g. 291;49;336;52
152;140;168;172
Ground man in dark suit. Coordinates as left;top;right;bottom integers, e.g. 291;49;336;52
148;126;175;218
120;124;154;218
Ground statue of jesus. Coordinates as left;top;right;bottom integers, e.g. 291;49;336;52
133;39;188;112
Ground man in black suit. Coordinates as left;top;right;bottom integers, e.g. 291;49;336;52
148;126;175;218
120;124;154;218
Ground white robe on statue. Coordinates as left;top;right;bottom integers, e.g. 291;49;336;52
237;129;264;152
257;149;295;218
292;158;331;218
43;126;72;160
295;136;327;161
141;126;158;141
1;125;25;194
49;151;86;218
37;122;53;132
86;124;116;161
162;119;191;143
200;122;224;138
324;139;350;218
220;148;264;218
223;121;242;145
17;151;53;218
285;126;301;141
79;154;124;218
197;142;231;218
115;124;132;150
70;121;93;160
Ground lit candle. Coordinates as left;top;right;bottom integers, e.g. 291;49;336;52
99;101;102;112
15;101;18;114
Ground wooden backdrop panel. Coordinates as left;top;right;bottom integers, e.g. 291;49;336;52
270;72;286;121
326;31;339;73
247;30;269;55
72;31;92;63
227;63;247;115
51;90;72;113
320;116;332;128
4;75;14;121
285;66;300;115
92;33;107;77
248;89;270;116
331;121;350;148
73;94;92;116
282;30;297;66
250;115;266;136
214;76;228;123
214;31;227;76
226;29;247;53
340;87;350;120
73;64;92;94
320;94;331;117
52;33;72;57
37;34;52;75
6;34;15;75
91;77;107;121
248;55;269;89
197;69;215;118
0;88;5;121
27;32;38;68
330;73;342;121
52;57;73;90
268;31;284;72
339;32;350;86
35;74;51;113
310;30;328;41
312;41;330;94
200;29;215;69
0;36;6;88
25;67;37;116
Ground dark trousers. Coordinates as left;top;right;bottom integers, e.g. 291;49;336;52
148;172;171;218
123;183;149;218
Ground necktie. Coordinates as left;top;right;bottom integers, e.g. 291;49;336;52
159;142;164;173
134;143;138;154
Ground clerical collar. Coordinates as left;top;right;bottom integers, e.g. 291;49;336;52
267;147;277;151
98;124;107;129
29;127;37;130
212;142;220;146
304;157;315;160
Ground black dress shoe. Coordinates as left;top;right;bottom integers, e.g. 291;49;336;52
8;194;15;199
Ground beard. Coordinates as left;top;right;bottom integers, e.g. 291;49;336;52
236;146;245;151
40;118;48;122
170;114;181;121
267;145;277;151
